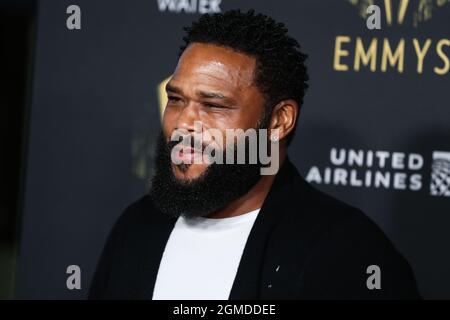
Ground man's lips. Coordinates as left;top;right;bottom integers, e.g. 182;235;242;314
174;146;203;163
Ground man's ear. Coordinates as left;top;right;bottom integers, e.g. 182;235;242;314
268;99;299;141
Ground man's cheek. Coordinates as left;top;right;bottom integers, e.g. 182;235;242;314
162;125;173;140
161;112;176;136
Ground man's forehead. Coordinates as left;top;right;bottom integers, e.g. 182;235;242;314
173;43;256;88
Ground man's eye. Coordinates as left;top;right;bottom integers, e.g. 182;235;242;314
203;102;225;109
167;96;181;103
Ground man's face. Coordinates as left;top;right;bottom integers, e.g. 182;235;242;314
162;43;267;180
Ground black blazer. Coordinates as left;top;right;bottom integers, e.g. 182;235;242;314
89;159;420;299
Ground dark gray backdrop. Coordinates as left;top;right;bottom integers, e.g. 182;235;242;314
17;0;450;299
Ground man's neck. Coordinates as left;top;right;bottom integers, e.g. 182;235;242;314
207;152;286;219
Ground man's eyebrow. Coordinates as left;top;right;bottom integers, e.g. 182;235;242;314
165;84;237;105
197;90;236;104
165;83;182;94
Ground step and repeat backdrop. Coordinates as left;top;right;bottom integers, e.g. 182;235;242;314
17;0;450;299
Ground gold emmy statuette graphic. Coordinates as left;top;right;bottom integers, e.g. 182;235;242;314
347;0;449;27
157;76;172;121
334;0;450;74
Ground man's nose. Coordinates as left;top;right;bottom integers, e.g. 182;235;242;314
175;102;200;132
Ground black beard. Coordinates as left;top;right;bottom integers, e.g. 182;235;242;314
149;120;270;218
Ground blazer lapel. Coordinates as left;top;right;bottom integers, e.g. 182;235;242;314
229;159;297;299
137;206;177;299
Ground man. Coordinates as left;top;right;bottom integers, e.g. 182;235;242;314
89;10;420;300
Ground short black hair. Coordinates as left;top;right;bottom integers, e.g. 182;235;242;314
179;9;309;145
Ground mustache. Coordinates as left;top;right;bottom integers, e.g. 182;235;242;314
166;135;212;154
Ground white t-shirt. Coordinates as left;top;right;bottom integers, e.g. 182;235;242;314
152;208;260;300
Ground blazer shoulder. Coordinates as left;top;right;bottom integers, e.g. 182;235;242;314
290;174;369;228
114;195;160;231
122;194;154;218
284;176;420;298
296;209;420;299
89;195;171;299
290;175;404;260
